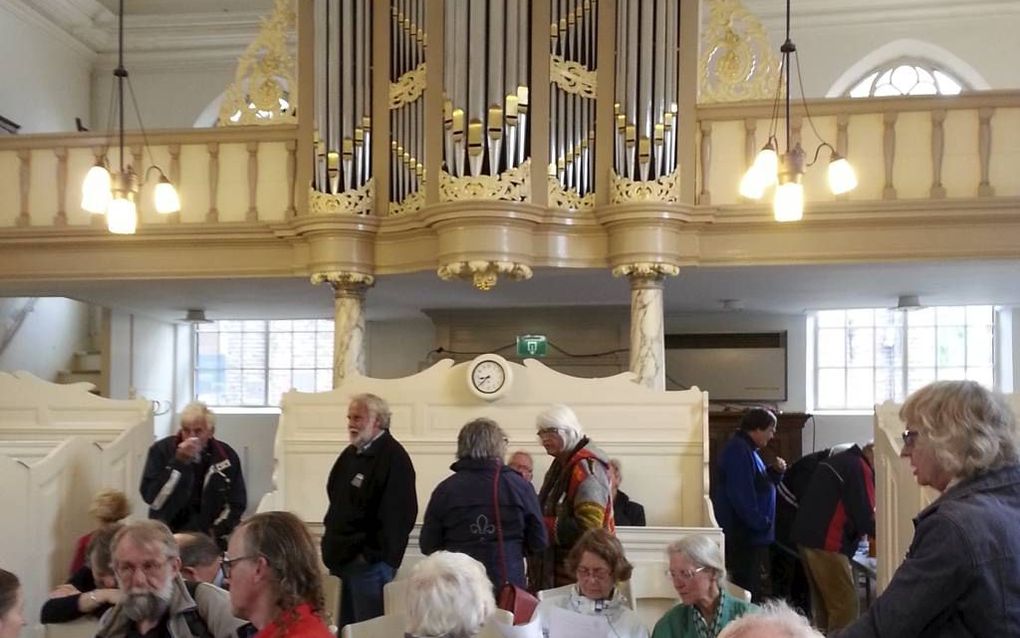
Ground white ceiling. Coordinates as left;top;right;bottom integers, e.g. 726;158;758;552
1;260;1018;322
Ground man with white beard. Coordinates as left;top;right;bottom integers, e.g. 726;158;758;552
96;520;246;638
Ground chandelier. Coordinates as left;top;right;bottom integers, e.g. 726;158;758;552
81;0;180;234
738;0;857;221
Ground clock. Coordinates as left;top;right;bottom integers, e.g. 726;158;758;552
467;354;513;401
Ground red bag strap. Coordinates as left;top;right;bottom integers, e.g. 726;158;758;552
492;460;509;585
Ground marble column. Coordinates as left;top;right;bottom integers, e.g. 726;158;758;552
311;271;375;387
613;263;679;391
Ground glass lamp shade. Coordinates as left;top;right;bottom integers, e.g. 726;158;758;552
154;177;181;214
828;155;858;195
773;182;804;222
738;166;767;200
81;164;112;214
106;196;138;234
751;146;779;185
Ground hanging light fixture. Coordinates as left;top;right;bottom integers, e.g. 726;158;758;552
81;0;180;234
739;0;857;221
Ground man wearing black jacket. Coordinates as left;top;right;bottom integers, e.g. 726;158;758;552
791;442;875;633
140;402;247;550
321;393;417;629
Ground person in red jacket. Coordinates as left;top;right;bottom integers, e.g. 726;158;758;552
790;443;875;632
225;511;332;638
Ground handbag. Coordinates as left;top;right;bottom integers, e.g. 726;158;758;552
492;461;540;625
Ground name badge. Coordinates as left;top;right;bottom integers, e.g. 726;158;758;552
351;473;364;488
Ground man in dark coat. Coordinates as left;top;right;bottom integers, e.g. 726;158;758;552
140;402;247;550
321;393;417;629
609;458;646;526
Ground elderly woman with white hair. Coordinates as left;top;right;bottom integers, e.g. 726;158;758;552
835;380;1020;638
651;535;756;638
404;552;496;638
718;600;821;638
530;404;614;589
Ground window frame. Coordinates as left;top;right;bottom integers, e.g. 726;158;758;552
811;305;996;413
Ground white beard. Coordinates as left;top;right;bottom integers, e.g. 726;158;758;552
121;577;174;622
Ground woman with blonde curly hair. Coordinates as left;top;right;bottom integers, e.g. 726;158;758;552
837;380;1020;638
69;489;132;575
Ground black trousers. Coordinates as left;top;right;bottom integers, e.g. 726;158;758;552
726;539;771;603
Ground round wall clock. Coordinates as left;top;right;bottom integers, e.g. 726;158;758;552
467;354;513;401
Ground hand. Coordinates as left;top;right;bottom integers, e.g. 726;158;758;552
773;457;788;472
94;588;123;606
49;584;80;598
175;436;202;462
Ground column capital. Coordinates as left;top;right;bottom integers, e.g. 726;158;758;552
612;262;679;286
311;271;376;298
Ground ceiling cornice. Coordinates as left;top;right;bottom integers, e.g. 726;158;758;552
741;0;1020;31
0;0;101;59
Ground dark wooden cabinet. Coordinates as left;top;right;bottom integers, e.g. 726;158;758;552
708;411;810;476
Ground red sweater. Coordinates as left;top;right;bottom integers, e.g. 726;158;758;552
254;604;333;638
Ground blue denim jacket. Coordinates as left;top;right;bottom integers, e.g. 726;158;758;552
836;463;1020;638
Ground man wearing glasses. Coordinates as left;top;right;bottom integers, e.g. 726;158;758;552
96;520;246;638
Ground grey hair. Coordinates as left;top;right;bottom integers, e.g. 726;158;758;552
175;532;221;568
718;600;822;638
405;551;495;638
112;520;180;560
457;418;508;461
351;393;392;430
900;380;1019;480
666;534;727;588
536;404;584;451
179;401;216;429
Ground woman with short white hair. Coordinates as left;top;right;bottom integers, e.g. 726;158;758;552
718;600;821;638
531;404;614;589
652;535;756;638
836;380;1020;637
405;552;496;638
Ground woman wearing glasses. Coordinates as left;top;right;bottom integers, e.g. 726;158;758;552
651;535;756;638
537;529;647;638
836;380;1020;638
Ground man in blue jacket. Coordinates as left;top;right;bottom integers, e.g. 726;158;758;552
711;407;785;602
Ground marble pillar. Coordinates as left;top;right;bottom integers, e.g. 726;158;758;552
613;263;679;391
311;271;375;387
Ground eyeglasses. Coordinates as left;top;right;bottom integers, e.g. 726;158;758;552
667;566;707;581
114;560;169;580
221;553;260;578
901;430;920;447
576;566;612;580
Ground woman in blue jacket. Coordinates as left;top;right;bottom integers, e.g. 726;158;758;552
420;418;548;590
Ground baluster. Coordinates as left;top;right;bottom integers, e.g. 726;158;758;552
90;147;106;227
131;145;144;223
698;119;712;205
17;149;30;227
247;141;259;221
930;109;946;199
54;147;68;225
286;139;298;218
883;111;897;200
978;107;994;197
743;118;758;172
168;144;181;223
207;142;220;222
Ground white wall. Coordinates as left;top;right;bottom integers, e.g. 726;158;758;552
0;3;93;133
0;297;90;381
106;310;178;437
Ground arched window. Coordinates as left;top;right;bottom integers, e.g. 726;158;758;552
847;60;967;98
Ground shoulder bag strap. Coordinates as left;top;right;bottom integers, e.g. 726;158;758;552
493;460;509;585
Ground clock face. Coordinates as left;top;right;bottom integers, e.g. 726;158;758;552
471;360;507;394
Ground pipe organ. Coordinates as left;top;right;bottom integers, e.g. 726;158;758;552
312;0;686;213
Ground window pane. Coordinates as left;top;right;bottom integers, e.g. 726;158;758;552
292;369;316;393
968;325;993;367
967;306;994;325
221;333;244;368
241;370;265;405
969;367;993;389
817;369;846;409
270;320;292;331
848;327;874;367
242;332;267;368
936;306;966;325
223;369;243;405
846;309;874;327
293;320;317;331
197;332;221;358
937;367;967;381
317;332;335;369
818;328;846;366
875;325;903;366
936;326;966;367
908;327;935;366
846;369;875;409
875;367;903;403
218;320;243;332
242;320;266;332
317;369;333;392
293;332;316;368
195;369;225;404
816;310;845;328
269;332;293;368
908;308;935;326
317;320;333;331
907;368;935;394
268;370;292;406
